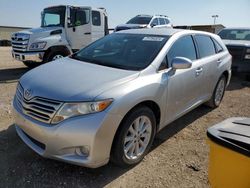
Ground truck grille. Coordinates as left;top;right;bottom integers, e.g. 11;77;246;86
11;33;29;52
226;45;245;61
15;83;62;124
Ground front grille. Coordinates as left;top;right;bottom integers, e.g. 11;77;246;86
15;83;62;124
226;45;245;61
11;33;29;52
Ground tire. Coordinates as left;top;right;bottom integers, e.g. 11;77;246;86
22;61;41;68
44;50;69;63
111;106;156;167
206;75;226;108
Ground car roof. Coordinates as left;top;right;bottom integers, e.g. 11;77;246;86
117;28;183;36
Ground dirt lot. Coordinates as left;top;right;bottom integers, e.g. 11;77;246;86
0;47;249;188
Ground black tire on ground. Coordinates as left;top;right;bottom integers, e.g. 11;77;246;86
44;50;69;63
205;75;226;108
22;61;41;68
111;106;156;167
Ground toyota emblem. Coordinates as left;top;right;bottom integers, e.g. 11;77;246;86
24;89;33;100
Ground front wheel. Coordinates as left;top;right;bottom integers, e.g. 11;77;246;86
111;106;156;167
206;75;226;108
44;50;69;63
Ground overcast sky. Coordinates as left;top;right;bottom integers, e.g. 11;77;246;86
0;0;249;28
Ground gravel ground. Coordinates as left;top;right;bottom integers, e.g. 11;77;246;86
0;47;249;188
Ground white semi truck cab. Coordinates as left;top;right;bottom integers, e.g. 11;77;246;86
11;5;108;67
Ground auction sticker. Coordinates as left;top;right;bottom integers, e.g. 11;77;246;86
142;37;165;42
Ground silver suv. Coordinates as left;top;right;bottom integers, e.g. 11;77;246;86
114;14;172;32
14;28;231;168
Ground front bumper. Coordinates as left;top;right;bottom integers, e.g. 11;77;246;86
12;51;44;63
13;102;123;168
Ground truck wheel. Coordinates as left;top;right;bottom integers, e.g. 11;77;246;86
205;75;226;108
22;61;40;68
44;50;69;63
111;106;156;167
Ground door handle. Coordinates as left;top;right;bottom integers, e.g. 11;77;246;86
84;32;91;35
195;67;203;76
217;59;222;65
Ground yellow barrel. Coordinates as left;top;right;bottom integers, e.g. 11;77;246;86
207;117;250;188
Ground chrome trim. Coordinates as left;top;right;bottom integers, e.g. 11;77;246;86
11;33;29;52
15;84;63;124
12;51;44;63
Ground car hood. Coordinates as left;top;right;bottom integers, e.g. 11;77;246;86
20;57;140;102
222;39;250;47
18;27;63;35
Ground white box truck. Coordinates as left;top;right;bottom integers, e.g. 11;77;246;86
11;5;108;67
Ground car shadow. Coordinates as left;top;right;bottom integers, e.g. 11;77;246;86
2;104;212;187
227;74;250;91
0;67;29;83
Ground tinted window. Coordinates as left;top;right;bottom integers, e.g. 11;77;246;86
92;11;101;26
159;18;165;25
218;29;250;41
165;18;170;24
71;34;169;71
151;18;159;26
212;38;224;53
167;35;197;63
69;8;90;27
127;16;152;24
195;35;216;58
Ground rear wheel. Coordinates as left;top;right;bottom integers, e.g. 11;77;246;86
111;106;156;167
206;75;226;108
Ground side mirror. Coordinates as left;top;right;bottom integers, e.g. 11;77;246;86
172;57;192;70
151;23;156;28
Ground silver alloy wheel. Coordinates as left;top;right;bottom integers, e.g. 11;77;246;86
214;78;225;106
52;54;64;61
123;115;152;160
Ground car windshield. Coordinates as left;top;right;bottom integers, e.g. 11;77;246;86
218;29;250;41
41;6;66;27
71;33;169;71
127;16;152;25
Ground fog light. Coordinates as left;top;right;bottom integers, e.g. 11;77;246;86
75;146;89;157
245;54;250;59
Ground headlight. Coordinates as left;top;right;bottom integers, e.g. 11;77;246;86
51;99;113;124
246;48;250;53
29;42;47;50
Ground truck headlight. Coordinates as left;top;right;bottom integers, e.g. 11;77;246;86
51;99;113;124
29;42;47;50
246;49;250;53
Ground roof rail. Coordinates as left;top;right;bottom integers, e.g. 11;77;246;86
155;15;169;18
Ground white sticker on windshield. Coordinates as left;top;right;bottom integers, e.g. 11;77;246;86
143;37;165;42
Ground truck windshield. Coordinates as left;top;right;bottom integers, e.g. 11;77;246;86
218;29;250;41
41;6;66;27
127;16;152;25
71;33;169;71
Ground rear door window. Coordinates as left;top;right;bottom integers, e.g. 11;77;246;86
167;35;197;64
195;35;216;58
159;18;165;25
212;38;224;53
92;11;101;26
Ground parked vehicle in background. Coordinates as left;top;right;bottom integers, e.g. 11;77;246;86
11;5;108;67
218;28;250;75
14;28;231;168
114;15;172;32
